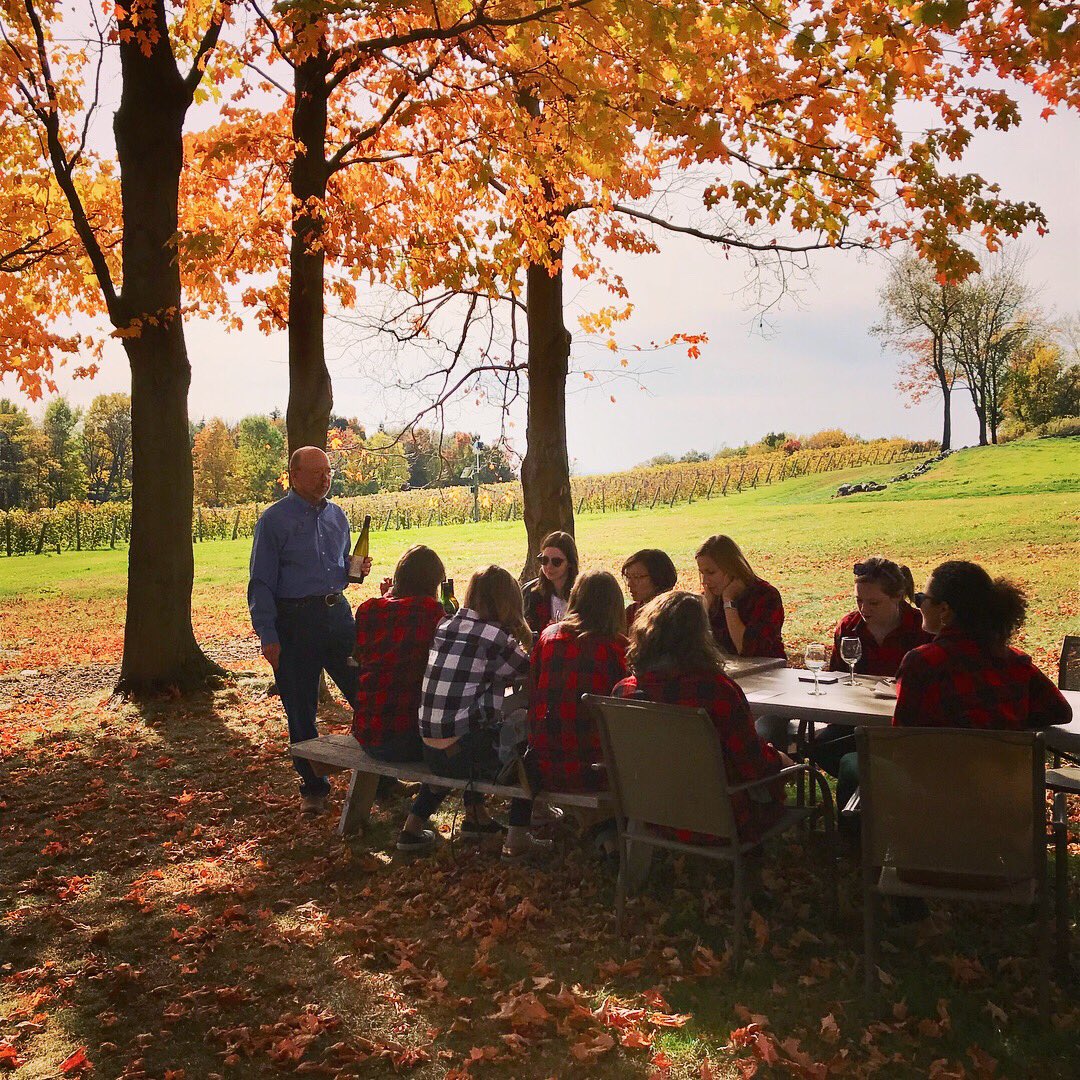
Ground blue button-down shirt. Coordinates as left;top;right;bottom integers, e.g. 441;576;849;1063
248;490;352;647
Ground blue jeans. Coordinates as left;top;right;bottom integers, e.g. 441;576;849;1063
275;595;359;796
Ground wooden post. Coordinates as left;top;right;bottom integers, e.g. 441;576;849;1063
736;464;745;492
650;484;661;509
600;484;605;514
667;482;680;508
687;478;698;504
110;514;119;549
4;515;10;557
35;521;47;555
721;468;731;495
74;508;81;552
764;462;775;485
706;474;717;499
382;509;393;531
631;481;644;510
231;509;241;540
196;507;204;543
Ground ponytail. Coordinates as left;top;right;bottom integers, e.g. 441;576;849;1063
853;557;915;602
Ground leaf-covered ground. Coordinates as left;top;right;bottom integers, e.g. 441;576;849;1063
2;441;1078;1076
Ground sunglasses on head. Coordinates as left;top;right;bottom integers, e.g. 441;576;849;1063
537;554;565;568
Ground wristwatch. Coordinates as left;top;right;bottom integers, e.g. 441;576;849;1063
723;600;737;610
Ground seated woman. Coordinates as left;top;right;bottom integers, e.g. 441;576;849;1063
529;571;629;792
695;535;786;659
834;560;1072;841
895;560;1072;729
352;544;446;763
612;591;788;844
621;548;678;628
813;557;932;805
397;565;551;861
522;530;578;635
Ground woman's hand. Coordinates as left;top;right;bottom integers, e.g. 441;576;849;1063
379;576;394;597
721;578;744;603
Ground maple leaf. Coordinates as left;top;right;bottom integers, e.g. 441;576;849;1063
0;1044;23;1071
59;1047;92;1074
569;1031;615;1061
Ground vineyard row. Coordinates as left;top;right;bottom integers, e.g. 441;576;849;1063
1;444;930;556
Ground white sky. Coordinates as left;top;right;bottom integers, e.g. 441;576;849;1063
7;86;1078;476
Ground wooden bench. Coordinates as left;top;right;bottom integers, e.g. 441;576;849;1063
291;734;612;838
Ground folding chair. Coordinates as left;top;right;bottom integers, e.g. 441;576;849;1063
583;694;836;970
856;727;1052;1023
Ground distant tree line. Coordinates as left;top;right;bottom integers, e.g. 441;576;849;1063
0;396;516;511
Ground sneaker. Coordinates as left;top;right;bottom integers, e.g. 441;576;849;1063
530;803;565;829
459;818;508;840
301;792;329;816
395;828;437;853
501;834;555;863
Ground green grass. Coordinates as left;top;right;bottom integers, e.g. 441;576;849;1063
2;439;1076;668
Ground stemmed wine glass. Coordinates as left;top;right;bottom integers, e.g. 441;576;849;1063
805;643;827;696
840;636;863;686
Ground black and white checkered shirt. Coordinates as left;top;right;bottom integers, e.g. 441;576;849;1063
419;608;531;739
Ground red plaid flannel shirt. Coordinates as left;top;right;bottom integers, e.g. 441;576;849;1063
522;578;554;635
612;669;785;842
827;603;932;678
894;628;1072;730
528;625;628;791
351;595;444;746
708;578;786;659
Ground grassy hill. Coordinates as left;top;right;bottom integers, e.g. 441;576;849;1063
0;437;1076;675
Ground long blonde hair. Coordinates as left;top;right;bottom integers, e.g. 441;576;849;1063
695;534;757;585
463;565;533;647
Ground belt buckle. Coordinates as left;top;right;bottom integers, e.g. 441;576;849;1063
323;593;338;607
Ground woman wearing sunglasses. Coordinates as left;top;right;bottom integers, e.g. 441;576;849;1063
893;560;1071;730
522;530;579;635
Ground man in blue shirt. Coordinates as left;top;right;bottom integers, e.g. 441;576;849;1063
248;446;371;813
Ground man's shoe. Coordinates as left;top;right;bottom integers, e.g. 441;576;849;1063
301;792;329;816
395;828;437;853
376;777;415;802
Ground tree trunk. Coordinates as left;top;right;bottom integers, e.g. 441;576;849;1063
286;49;333;455
113;15;223;694
933;336;951;451
520;260;574;579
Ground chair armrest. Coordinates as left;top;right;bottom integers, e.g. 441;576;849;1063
728;762;809;793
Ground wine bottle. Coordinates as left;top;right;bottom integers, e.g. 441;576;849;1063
347;514;371;583
440;578;459;616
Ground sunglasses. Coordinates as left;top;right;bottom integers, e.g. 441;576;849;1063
913;592;938;606
537;554;566;568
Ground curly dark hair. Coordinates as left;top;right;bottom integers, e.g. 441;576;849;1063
926;560;1028;648
627;591;725;675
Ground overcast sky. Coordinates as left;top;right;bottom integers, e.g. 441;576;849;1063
8;89;1078;476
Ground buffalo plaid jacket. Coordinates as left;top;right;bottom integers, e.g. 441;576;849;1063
827;603;931;678
612;669;785;842
351;595;444;747
419;607;531;739
894;628;1072;730
528;625;628;790
708;578;787;659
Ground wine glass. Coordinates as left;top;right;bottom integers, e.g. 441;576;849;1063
805;643;827;696
840;636;863;686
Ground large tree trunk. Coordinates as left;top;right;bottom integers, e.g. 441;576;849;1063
520;260;574;579
286;49;333;455
113;14;223;694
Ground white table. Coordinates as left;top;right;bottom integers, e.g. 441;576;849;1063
736;666;1080;756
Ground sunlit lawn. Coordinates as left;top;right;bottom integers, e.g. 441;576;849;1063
1;438;1078;1077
